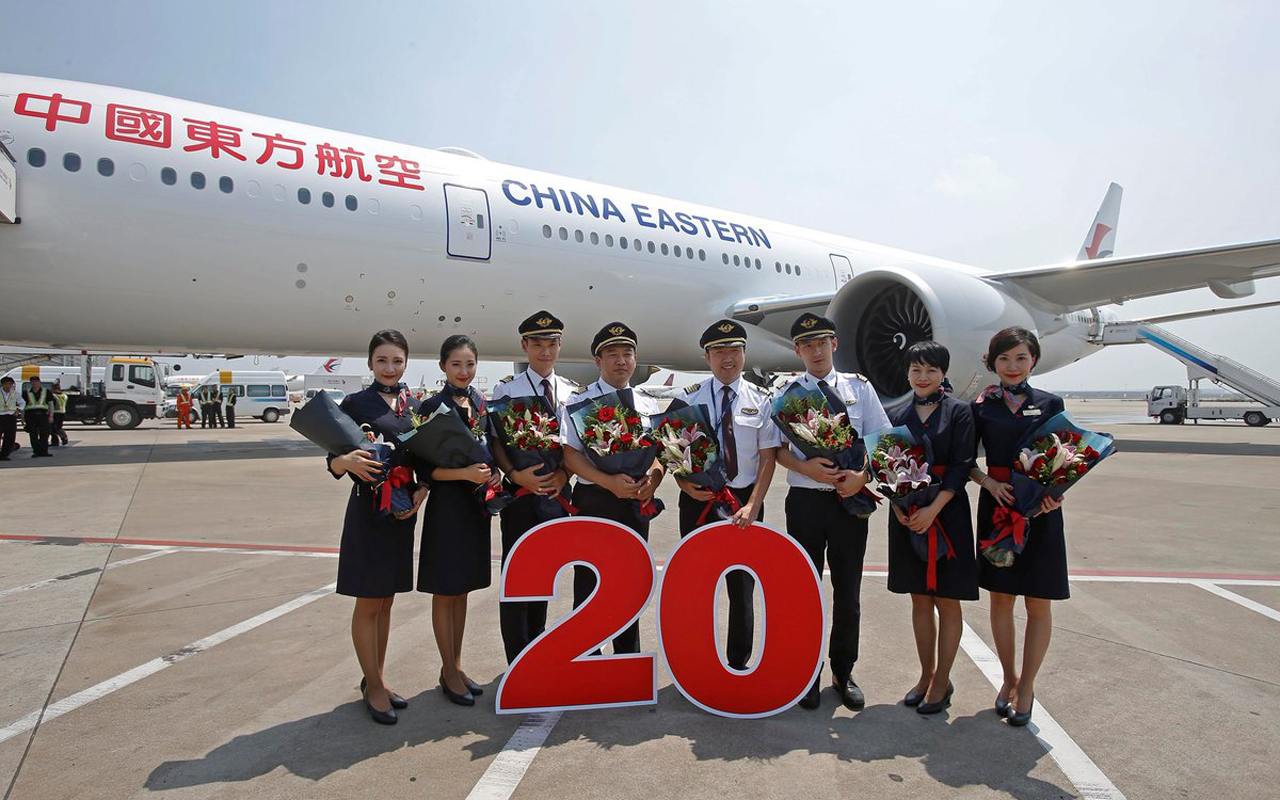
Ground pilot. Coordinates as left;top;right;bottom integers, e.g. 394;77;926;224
0;375;23;459
21;375;54;458
774;312;889;711
562;321;665;655
489;310;578;664
669;319;781;670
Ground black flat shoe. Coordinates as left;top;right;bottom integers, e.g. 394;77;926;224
360;677;408;709
832;674;865;710
917;683;954;715
363;690;397;725
903;688;927;707
1007;695;1034;727
798;678;821;710
994;695;1012;717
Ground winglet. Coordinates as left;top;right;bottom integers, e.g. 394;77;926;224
1077;182;1123;260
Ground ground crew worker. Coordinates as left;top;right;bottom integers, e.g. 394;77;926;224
223;387;237;428
49;382;69;446
0;375;23;460
22;375;54;458
209;386;225;428
176;386;193;429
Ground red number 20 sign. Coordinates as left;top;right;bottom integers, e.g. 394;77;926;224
496;518;825;718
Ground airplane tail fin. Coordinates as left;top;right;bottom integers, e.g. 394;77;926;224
1077;182;1123;260
316;357;342;374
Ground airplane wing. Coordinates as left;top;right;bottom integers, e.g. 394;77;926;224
987;238;1280;312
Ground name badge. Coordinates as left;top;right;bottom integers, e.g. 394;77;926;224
741;407;759;416
1023;408;1042;416
845;397;858;405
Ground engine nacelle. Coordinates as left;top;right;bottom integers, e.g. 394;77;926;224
827;265;1036;404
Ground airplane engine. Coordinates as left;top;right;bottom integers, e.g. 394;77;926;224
826;266;1036;404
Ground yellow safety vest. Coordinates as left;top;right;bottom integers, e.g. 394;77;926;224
52;393;68;413
23;388;49;411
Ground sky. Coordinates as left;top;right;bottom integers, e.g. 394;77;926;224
4;0;1278;390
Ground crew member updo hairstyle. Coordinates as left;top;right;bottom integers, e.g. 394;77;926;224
983;326;1041;372
904;340;950;373
367;329;410;362
439;334;479;364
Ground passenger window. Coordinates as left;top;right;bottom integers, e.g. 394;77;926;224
97;158;114;177
647;241;655;253
345;195;358;211
674;245;682;257
322;191;335;208
272;385;286;397
590;232;599;245
734;255;741;266
63;153;82;172
722;253;729;265
575;230;584;243
161;167;177;185
298;187;311;204
542;224;552;238
558;227;568;240
219;176;234;194
699;249;706;261
191;171;206;189
247;384;270;398
27;148;46;167
621;237;629;250
605;234;614;247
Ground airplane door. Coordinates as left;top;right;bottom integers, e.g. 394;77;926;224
830;254;853;286
444;183;491;260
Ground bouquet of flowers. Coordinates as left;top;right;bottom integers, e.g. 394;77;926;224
651;403;736;526
400;400;513;516
567;389;664;519
981;411;1117;567
290;391;416;516
865;426;954;591
771;382;878;517
489;395;577;521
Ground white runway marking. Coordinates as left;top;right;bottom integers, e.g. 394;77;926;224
1191;580;1280;622
0;548;176;600
0;582;335;746
959;623;1126;800
464;711;562;800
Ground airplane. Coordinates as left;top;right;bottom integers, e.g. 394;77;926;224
2;73;1279;405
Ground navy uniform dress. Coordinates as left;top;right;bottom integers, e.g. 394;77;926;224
886;396;979;599
329;386;420;598
971;386;1070;600
416;388;494;596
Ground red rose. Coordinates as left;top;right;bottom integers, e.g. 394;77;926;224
625;415;641;426
549;420;559;431
513;402;526;413
670;419;684;429
584;429;596;438
620;432;634;444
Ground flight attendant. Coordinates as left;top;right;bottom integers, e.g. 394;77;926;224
490;311;577;664
327;329;428;725
886;341;978;715
670;319;780;670
562;322;665;655
774;313;890;710
968;326;1067;727
416;334;498;707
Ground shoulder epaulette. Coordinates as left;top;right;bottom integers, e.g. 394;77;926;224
849;372;869;383
684;382;702;393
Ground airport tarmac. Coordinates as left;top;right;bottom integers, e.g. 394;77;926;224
1;399;1277;800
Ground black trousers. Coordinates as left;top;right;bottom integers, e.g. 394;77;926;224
498;496;550;663
24;410;51;456
51;412;67;445
571;482;650;654
225;406;236;428
210;403;224;427
785;487;869;679
1;414;17;455
200;403;212;428
677;484;758;670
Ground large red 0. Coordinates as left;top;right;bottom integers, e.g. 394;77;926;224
496;517;657;714
657;522;825;718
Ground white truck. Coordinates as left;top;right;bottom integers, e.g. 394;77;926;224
2;357;168;429
1147;385;1277;427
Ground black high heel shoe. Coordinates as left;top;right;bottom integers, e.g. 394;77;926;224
917;683;954;715
903;688;927;707
1007;694;1034;727
994;695;1012;717
363;688;398;725
440;671;475;707
460;674;484;696
361;677;408;709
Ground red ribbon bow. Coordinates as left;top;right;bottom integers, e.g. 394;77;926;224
697;487;743;527
907;504;956;592
514;486;579;515
980;506;1027;552
378;466;413;513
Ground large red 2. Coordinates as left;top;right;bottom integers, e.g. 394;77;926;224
496;517;657;713
657;521;825;718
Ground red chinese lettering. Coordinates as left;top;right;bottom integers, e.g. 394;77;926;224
375;154;424;191
253;132;306;169
105;104;171;148
14;92;91;132
316;143;372;181
183;118;247;160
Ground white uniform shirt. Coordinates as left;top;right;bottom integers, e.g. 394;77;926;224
674;376;781;489
564;378;664;486
777;369;890;490
489;367;577;431
0;387;23;416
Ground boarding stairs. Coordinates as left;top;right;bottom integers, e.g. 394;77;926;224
1097;322;1280;406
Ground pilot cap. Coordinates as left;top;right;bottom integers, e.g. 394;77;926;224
591;322;638;356
790;312;837;343
518;310;564;339
700;319;747;349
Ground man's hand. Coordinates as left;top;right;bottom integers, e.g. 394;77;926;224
511;463;556;494
834;469;868;497
730;501;759;528
600;473;640;500
637;469;663;502
800;457;842;485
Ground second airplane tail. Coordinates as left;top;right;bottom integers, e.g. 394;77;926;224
1078;182;1123;260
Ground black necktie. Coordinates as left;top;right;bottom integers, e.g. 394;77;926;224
541;378;555;409
721;385;738;481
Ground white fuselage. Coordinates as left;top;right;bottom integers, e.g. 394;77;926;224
0;74;1096;398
